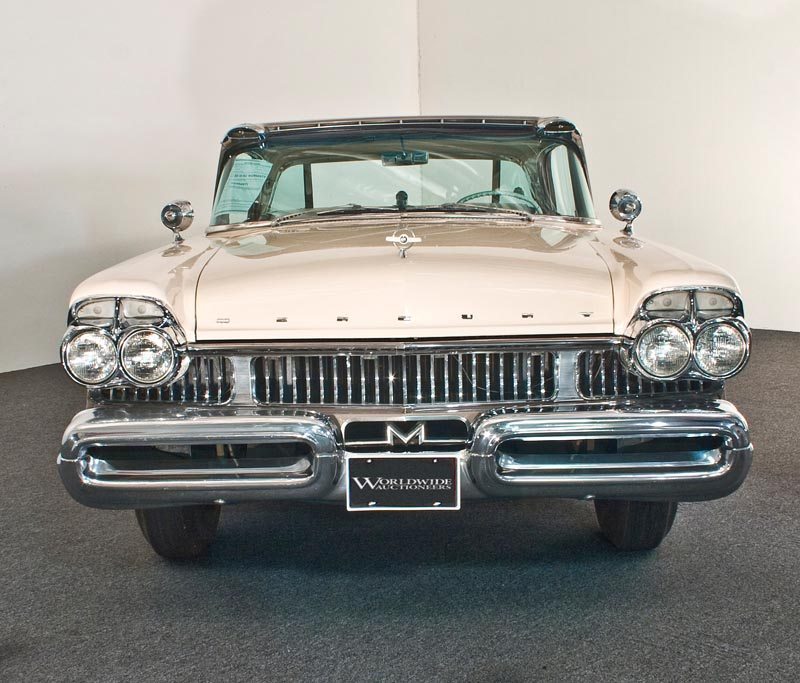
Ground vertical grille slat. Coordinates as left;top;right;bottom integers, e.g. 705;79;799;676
290;357;297;404
303;356;311;403
388;355;395;405
444;354;451;403
456;353;463;403
499;353;505;401
345;356;353;405
360;355;367;405
469;354;477;402
431;354;438;401
416;354;422;403
484;353;491;401
403;354;410;404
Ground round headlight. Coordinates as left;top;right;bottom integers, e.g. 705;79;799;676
635;323;692;379
694;323;748;378
64;329;118;384
119;328;176;384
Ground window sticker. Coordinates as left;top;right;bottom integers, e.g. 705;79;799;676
214;158;271;215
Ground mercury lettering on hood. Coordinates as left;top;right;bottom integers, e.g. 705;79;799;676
195;222;615;340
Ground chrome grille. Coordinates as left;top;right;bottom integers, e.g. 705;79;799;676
253;351;556;406
94;356;233;405
578;349;721;399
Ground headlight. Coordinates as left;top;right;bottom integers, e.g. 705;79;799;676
694;322;748;377
119;328;176;384
634;323;692;379
63;329;118;384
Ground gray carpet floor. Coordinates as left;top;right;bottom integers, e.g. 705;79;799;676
1;330;798;682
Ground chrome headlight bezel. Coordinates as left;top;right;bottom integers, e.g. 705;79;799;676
631;320;693;381
636;286;743;322
61;296;188;389
624;287;750;382
61;327;119;386
692;318;751;380
118;326;180;386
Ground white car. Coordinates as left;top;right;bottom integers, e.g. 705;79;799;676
58;117;752;559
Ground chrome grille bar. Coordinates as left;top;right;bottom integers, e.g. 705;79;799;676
94;356;233;405
253;349;557;406
94;344;723;409
578;349;721;399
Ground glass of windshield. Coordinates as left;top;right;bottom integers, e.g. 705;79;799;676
211;128;594;226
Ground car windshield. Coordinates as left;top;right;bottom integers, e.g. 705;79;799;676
211;127;595;226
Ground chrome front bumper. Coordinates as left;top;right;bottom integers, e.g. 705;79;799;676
58;401;752;509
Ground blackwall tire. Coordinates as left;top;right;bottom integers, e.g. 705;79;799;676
594;500;678;551
135;505;221;560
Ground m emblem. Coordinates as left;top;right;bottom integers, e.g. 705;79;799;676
385;422;426;446
343;419;469;453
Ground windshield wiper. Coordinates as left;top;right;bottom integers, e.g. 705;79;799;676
407;204;535;220
314;205;401;216
273;204;396;224
272;203;534;224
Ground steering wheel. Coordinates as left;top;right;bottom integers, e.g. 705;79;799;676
456;189;542;213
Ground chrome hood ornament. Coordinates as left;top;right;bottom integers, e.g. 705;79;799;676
386;229;421;258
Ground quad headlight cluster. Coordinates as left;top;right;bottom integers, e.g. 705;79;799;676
61;297;185;387
628;289;750;381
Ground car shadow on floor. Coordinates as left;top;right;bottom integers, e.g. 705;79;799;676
138;498;672;625
209;498;617;568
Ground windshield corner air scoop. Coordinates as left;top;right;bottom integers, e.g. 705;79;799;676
386;229;421;258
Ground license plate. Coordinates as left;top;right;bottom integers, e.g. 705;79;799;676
346;455;461;511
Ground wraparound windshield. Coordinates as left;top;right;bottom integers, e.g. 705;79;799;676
211;128;594;226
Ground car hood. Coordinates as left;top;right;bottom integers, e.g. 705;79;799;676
195;221;614;340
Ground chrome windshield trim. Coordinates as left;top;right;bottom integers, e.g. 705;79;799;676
205;212;602;237
223;116;571;143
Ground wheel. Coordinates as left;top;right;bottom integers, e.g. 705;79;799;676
135;505;220;560
594;500;678;551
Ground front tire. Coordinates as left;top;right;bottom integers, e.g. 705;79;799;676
135;505;220;560
594;500;678;551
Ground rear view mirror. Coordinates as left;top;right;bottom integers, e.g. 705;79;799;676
382;150;429;166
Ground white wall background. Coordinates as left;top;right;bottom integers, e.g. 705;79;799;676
0;0;419;373
419;0;800;333
1;0;797;373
